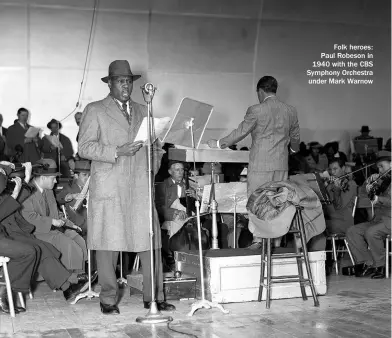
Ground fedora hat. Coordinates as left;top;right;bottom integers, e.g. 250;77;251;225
33;159;61;177
47;119;62;130
74;160;91;173
376;150;391;163
101;60;141;83
360;125;371;132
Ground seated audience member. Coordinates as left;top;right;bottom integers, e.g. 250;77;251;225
306;142;328;173
354;125;374;140
6;108;42;164
324;142;348;164
324;158;357;234
346;151;391;279
21;159;87;272
0;165;91;311
56;160;90;239
41;119;74;177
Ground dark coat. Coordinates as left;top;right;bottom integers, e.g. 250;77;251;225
41;133;74;161
6;121;42;163
155;177;185;223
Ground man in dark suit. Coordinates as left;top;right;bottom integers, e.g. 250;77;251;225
41;119;74;177
207;76;300;249
6;108;42;164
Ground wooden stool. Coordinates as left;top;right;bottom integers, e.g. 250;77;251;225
326;234;355;275
0;256;25;317
258;206;319;309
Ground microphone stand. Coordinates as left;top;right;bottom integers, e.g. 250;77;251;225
136;83;173;324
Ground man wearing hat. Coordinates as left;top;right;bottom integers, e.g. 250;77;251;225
305;141;328;173
355;126;374;140
78;60;174;314
346;151;391;279
21;158;87;272
56;160;91;238
42;119;74;177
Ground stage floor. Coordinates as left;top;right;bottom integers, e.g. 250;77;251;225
0;275;390;337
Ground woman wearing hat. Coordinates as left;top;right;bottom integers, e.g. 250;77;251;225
346;151;391;279
41;119;74;177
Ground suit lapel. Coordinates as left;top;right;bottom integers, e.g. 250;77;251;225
102;95;130;131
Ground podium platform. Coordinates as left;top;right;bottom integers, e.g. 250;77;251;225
175;248;326;304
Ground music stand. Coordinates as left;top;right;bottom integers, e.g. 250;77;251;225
353;139;378;179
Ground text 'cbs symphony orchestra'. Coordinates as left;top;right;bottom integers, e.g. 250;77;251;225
307;44;374;85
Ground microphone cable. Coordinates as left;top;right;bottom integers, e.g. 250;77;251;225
59;0;98;122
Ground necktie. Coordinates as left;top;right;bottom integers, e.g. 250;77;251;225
42;191;50;216
122;102;130;124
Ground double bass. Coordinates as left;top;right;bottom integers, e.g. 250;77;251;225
169;165;210;251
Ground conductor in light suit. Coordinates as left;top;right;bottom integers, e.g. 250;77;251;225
208;76;300;249
78;60;175;315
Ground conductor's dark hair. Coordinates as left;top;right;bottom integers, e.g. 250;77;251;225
17;107;29;115
256;76;278;93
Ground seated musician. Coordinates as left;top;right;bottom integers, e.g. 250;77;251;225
324;158;357;235
346;151;391;279
305;142;328;173
0;162;92;308
21;158;87;272
56;160;90;239
155;160;228;268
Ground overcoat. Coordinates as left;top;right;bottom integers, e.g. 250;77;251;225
78;95;164;252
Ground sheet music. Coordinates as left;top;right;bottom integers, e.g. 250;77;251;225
25;126;40;138
134;117;171;143
200;185;211;213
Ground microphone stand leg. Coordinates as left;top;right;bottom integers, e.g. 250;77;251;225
70;249;99;304
117;252;128;286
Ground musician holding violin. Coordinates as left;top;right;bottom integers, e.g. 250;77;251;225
56;160;91;239
346;151;391;279
324;158;358;234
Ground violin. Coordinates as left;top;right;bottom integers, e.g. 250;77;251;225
326;176;350;193
366;169;391;201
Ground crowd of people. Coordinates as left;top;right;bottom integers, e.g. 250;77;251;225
0;62;390;317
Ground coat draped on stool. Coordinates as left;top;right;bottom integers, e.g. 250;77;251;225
78;95;164;253
246;180;326;240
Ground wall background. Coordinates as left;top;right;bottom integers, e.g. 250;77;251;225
0;0;390;152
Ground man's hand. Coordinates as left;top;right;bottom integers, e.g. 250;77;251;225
24;137;33;144
11;177;22;199
173;210;187;221
52;219;65;227
116;141;144;157
185;188;196;199
0;161;15;170
65;193;80;202
68;159;75;171
21;162;32;183
207;139;219;149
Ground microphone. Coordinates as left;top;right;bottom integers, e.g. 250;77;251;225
141;83;155;95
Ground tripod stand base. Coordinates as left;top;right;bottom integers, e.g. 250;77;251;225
136;301;173;324
187;299;229;316
70;290;99;305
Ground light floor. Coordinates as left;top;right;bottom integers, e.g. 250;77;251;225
0;275;390;338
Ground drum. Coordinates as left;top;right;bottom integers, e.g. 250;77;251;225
289;173;331;204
